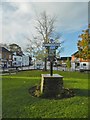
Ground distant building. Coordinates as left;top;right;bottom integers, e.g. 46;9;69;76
12;52;32;67
22;52;32;66
59;57;71;62
12;54;22;67
22;55;29;66
0;45;32;68
0;46;13;68
56;57;71;66
71;51;80;70
71;51;90;71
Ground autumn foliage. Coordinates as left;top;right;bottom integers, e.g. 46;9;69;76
76;27;90;59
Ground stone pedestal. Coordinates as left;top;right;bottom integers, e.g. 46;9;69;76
41;74;63;97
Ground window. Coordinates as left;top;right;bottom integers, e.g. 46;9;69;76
9;55;11;59
83;63;86;66
14;58;16;61
75;63;80;67
4;53;6;59
77;63;80;66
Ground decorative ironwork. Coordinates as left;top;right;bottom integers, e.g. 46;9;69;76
43;39;60;76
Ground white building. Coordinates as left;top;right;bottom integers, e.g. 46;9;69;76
12;53;22;67
22;55;29;66
80;62;90;70
36;59;43;69
71;51;90;71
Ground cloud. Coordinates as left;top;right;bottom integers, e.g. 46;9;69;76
2;0;90;2
0;3;2;43
2;2;36;48
1;2;88;52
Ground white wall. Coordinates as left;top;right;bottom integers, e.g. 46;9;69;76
22;55;29;66
71;62;75;70
71;61;90;71
80;62;90;70
13;55;22;67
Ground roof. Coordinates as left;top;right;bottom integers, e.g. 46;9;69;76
23;52;30;56
71;51;79;56
57;57;71;60
60;57;71;60
0;47;12;54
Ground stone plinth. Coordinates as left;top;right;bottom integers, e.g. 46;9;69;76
41;74;63;97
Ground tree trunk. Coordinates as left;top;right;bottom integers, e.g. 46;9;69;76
44;57;47;71
50;60;53;76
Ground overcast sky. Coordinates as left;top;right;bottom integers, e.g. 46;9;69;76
0;0;89;57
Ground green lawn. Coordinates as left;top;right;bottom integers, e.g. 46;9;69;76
2;70;89;118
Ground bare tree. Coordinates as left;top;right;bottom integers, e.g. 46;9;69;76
34;11;61;70
35;11;57;43
26;11;62;71
26;37;43;56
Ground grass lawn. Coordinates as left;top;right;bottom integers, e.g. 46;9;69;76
2;70;89;118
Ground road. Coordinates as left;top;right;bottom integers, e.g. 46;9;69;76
0;65;71;74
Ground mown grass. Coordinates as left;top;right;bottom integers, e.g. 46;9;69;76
2;70;89;118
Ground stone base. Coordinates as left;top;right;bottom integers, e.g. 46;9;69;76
41;74;64;97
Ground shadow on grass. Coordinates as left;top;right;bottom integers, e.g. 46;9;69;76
64;80;78;83
73;88;89;97
63;80;89;97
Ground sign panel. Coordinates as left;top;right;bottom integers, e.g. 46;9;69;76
50;46;55;49
43;43;60;47
49;49;55;56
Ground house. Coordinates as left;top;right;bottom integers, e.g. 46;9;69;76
35;59;43;69
0;45;32;68
71;25;90;71
12;52;32;67
71;51;80;70
12;52;22;67
71;51;90;71
22;52;32;66
0;46;13;68
22;54;29;66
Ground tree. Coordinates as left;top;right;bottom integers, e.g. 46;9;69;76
26;11;61;70
35;11;57;43
26;37;48;69
76;27;90;59
35;49;48;61
34;11;61;70
66;58;71;71
26;37;47;58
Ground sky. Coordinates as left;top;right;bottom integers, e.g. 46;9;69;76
0;0;89;57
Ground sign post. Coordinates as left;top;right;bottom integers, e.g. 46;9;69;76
50;59;53;76
43;40;60;76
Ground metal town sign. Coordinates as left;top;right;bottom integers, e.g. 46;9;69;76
43;39;60;76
